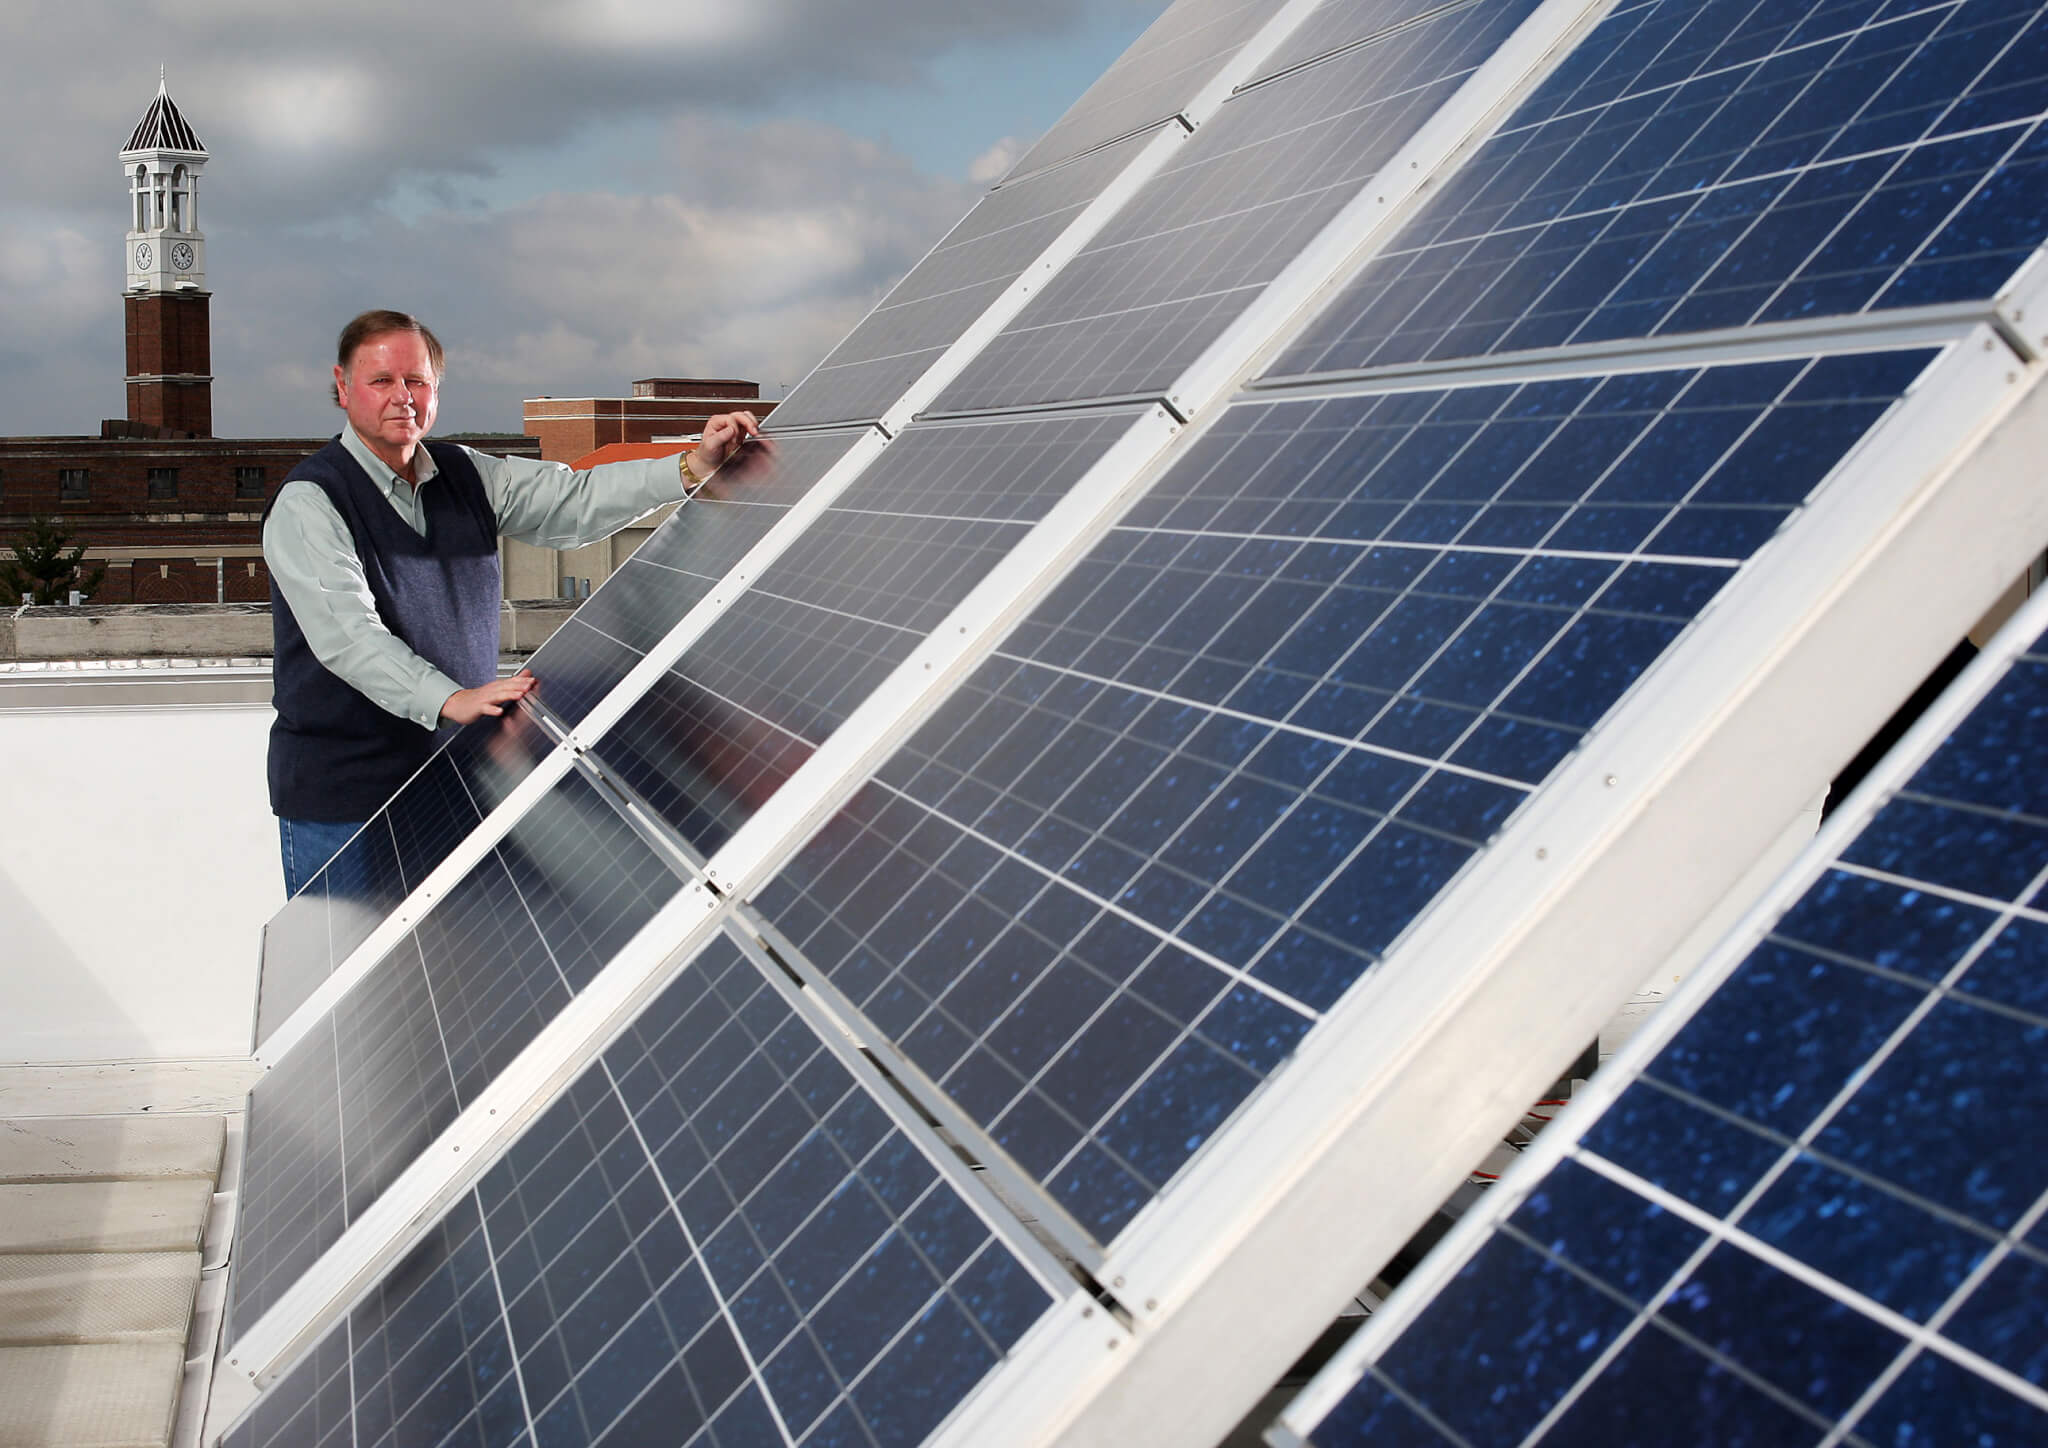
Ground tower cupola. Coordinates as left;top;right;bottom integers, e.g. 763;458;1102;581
122;71;209;294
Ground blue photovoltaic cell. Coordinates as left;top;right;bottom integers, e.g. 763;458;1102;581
768;132;1164;431
231;767;681;1337
225;932;1059;1448
1294;620;2048;1445
256;704;560;1044
934;0;1547;415
1274;0;2048;378
755;348;1935;1247
584;411;1142;859
523;431;865;730
1003;0;1275;181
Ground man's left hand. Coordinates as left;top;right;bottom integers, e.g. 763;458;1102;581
441;673;536;725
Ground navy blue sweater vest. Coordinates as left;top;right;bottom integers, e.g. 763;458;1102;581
266;439;502;820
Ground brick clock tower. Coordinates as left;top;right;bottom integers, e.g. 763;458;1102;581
121;76;211;437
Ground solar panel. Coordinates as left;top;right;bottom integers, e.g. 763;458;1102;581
931;0;1550;414
1273;593;2048;1447
223;930;1073;1448
582;409;1149;858
753;343;1945;1248
255;704;559;1044
1001;0;1280;181
232;766;684;1334
1273;0;2048;377
523;430;867;730
766;131;1170;431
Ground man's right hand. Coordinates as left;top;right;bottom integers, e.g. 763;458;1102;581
441;673;536;725
694;410;763;472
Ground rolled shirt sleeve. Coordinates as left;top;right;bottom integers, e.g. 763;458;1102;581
470;448;686;549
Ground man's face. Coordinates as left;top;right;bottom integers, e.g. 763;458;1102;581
334;330;439;468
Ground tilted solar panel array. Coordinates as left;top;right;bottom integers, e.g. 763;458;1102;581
225;933;1067;1448
211;0;2048;1443
755;345;1951;1254
1275;588;2048;1447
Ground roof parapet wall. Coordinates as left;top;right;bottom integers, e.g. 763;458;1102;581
2;600;578;663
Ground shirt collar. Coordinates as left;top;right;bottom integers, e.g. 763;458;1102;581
339;424;440;498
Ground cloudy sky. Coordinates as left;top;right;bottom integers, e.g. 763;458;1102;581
0;0;1166;438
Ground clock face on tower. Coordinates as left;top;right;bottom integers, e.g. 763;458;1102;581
171;242;193;271
134;241;153;270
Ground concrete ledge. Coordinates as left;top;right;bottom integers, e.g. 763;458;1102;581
0;1118;224;1185
4;599;579;662
7;605;269;662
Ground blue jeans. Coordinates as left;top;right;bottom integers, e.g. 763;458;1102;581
278;817;368;897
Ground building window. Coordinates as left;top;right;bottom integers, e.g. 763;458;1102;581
148;467;179;501
59;468;89;501
235;466;267;500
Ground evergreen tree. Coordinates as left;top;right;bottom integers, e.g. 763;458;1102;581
1;515;106;605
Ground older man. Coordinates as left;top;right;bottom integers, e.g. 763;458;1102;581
264;308;760;894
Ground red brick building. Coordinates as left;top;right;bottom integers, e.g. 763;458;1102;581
0;431;539;604
523;378;774;464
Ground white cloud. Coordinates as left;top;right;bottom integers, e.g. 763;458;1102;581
550;0;778;54
236;65;376;155
968;136;1023;185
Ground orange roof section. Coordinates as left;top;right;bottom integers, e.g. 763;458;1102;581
568;441;694;470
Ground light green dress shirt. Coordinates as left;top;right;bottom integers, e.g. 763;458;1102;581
262;426;684;729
